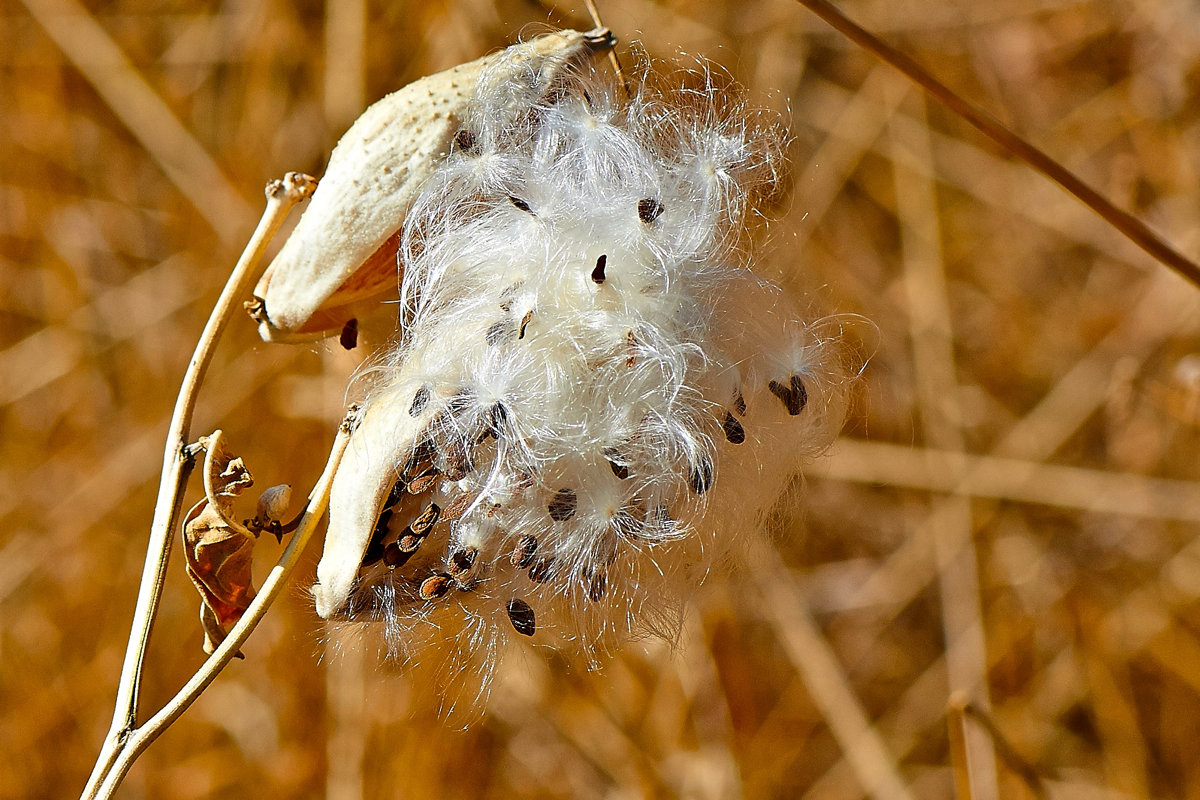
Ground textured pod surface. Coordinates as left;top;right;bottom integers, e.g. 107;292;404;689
310;51;853;700
253;28;615;341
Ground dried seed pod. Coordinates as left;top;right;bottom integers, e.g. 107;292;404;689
506;599;536;636
253;28;616;342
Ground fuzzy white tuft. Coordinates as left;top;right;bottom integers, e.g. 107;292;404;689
313;48;855;703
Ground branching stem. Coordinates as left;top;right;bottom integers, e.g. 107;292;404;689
80;173;318;800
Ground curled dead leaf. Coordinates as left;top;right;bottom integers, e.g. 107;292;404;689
183;499;257;657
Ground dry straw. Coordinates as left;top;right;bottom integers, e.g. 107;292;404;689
47;2;1200;798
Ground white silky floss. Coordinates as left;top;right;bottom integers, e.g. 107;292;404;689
313;47;852;692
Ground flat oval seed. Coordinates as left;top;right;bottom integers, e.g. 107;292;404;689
722;412;746;444
507;598;536;636
548;488;577;521
410;502;441;536
418;574;452;600
637;197;663;223
791;374;809;412
587;570;607;601
510;534;538;568
689;457;714;494
339;318;358;350
528;557;555;583
409;385;431;417
383;543;414;569
449;547;478;578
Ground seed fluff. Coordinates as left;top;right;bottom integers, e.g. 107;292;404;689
312;44;855;707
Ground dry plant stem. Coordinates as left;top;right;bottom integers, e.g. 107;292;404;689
792;0;1200;289
950;695;1046;796
582;0;628;97
947;694;976;800
90;418;354;800
81;173;317;800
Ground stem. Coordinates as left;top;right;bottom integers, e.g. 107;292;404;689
792;0;1200;289
91;414;355;800
80;172;317;800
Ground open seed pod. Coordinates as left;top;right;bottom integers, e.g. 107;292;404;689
308;50;854;706
250;28;616;343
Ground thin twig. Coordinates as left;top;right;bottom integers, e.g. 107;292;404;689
80;173;317;800
792;0;1200;289
90;411;356;800
951;695;1050;800
582;0;629;99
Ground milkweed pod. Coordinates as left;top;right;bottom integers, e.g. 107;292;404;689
252;28;617;342
313;391;428;618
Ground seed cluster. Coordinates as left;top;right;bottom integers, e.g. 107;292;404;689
313;50;851;695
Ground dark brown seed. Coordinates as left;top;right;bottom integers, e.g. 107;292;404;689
625;330;637;367
448;547;478;578
637;197;663;223
528;557;555;583
383;543;414;569
398;530;424;553
339;318;358;350
791;375;809;412
722;412;746;445
409;385;431;417
587;570;607;601
442;442;474;481
509;196;533;214
440;492;473;522
518;309;533;339
362;507;393;566
604;448;630;480
406;469;439;495
384;478;406;510
402;437;436;479
506;598;536;636
418;574;452;600
510;534;538;568
548;488;577;521
733;389;747;416
485;503;501;518
769;376;807;416
410;502;441;536
485;320;510;346
452;128;476;153
591;254;607;284
689;457;714;494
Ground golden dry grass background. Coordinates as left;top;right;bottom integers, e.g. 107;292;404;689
5;0;1200;797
